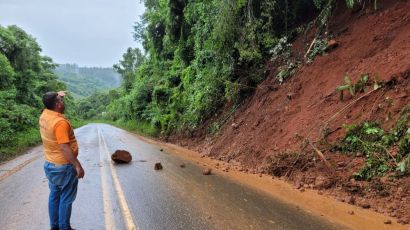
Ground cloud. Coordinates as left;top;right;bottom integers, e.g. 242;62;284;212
0;0;145;67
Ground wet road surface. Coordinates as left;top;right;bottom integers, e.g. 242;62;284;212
0;124;344;230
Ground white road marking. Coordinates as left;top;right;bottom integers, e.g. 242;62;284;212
98;128;116;229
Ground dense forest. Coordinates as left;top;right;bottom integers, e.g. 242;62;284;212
83;0;349;131
54;64;121;98
0;25;69;161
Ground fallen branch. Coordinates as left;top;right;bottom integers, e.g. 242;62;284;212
308;140;333;169
306;87;380;140
305;38;317;59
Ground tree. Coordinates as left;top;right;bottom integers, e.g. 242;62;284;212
113;47;145;92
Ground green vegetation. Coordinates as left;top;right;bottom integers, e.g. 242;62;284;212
54;64;121;98
306;37;328;62
336;74;370;101
81;0;350;135
335;106;410;180
74;90;121;120
107;119;159;137
0;25;68;161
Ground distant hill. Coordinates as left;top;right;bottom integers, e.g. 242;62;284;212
54;64;122;98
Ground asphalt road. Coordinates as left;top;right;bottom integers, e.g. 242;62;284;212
0;124;344;230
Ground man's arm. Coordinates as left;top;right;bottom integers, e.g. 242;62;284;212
60;144;84;178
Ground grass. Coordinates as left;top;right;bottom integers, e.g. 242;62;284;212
0;128;42;163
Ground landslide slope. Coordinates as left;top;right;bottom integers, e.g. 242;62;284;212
174;0;410;224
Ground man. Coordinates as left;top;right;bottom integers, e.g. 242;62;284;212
39;91;84;230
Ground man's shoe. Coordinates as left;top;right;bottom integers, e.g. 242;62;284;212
50;227;59;230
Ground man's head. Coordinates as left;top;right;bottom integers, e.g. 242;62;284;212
42;91;65;113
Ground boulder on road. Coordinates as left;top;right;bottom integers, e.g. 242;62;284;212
111;150;132;163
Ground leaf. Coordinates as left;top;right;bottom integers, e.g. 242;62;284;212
396;161;406;172
360;74;368;83
364;127;380;135
346;0;355;8
344;75;351;85
336;85;350;91
348;87;355;96
373;82;380;90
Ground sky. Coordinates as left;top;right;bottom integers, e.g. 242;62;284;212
0;0;145;67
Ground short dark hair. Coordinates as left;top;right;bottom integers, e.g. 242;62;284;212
42;92;58;109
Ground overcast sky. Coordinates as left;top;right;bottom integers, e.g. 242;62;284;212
0;0;145;67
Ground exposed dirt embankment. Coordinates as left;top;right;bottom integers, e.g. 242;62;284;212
169;1;410;224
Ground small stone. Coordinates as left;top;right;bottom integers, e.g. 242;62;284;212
303;184;309;188
346;196;355;205
397;218;409;224
383;219;392;224
326;39;339;51
299;188;305;192
348;211;354;215
154;162;163;170
314;176;333;189
160;149;163;152
337;161;345;167
294;181;302;189
318;191;323;195
286;93;294;100
202;168;212;175
259;173;263;177
180;163;186;168
360;203;371;209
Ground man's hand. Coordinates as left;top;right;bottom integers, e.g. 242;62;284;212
60;143;85;179
75;164;85;179
57;91;67;97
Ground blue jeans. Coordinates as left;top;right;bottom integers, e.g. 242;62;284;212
44;161;78;230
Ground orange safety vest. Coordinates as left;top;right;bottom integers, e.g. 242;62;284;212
39;109;78;164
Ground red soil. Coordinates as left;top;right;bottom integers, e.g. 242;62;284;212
170;0;410;224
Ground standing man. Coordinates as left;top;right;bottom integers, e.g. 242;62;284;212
39;91;84;230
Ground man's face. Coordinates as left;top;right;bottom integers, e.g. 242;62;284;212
55;95;65;113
